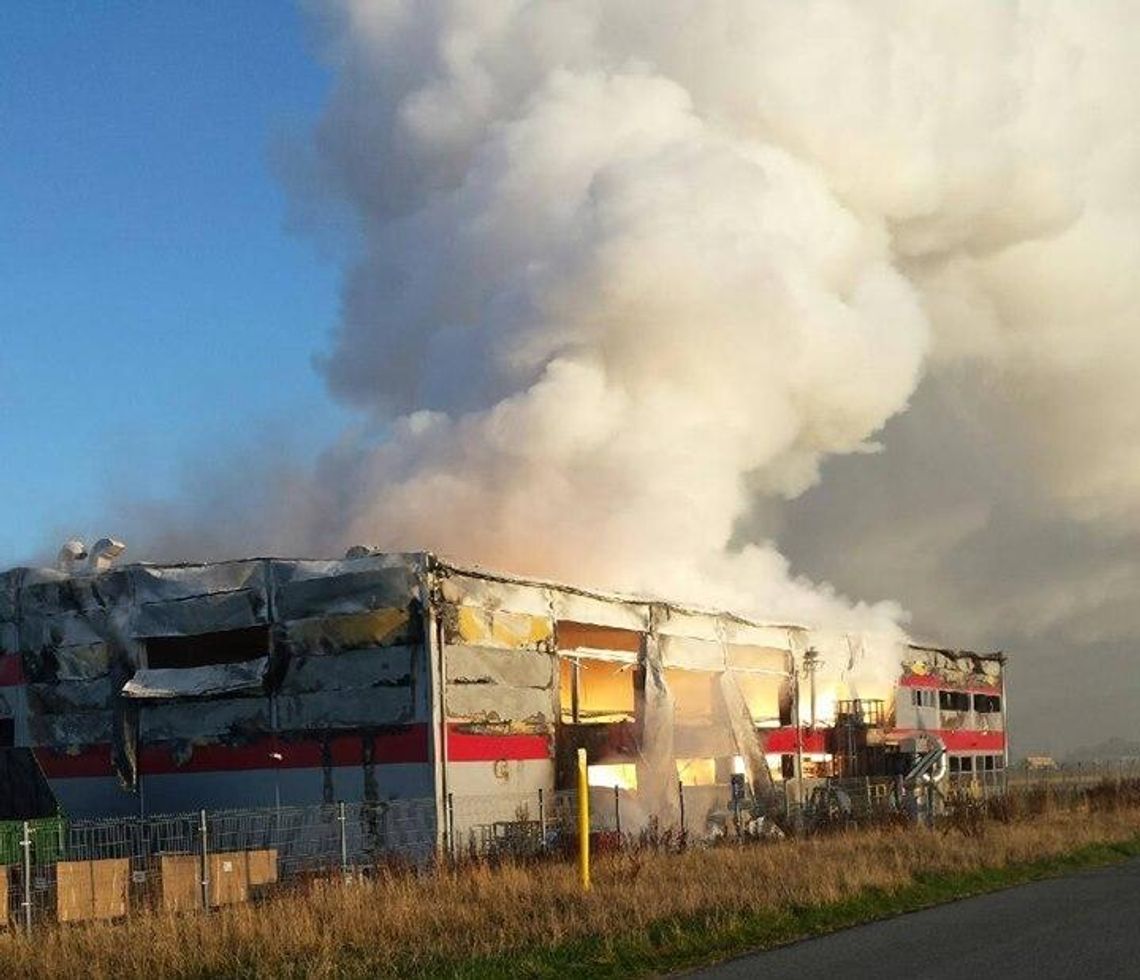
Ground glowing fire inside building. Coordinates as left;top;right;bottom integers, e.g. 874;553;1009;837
0;550;1006;836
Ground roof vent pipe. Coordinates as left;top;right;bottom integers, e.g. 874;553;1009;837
88;538;126;572
57;539;88;573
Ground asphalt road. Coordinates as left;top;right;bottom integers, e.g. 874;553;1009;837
684;857;1140;980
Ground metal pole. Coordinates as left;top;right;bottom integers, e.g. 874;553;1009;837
678;780;686;838
199;809;210;910
446;792;455;863
538;787;547;851
21;821;32;935
614;785;621;838
791;649;804;829
805;647;818;728
577;748;590;891
338;801;349;879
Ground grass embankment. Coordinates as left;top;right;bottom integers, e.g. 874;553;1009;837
3;788;1140;979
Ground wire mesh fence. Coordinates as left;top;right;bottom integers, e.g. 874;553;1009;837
3;762;1137;932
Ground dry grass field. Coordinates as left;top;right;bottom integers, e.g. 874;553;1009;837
3;783;1139;979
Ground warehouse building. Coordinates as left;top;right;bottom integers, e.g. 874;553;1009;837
0;549;1006;834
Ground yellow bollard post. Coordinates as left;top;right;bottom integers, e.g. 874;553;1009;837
577;747;590;891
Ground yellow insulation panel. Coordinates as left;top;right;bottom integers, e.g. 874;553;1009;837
285;608;412;653
454;605;553;650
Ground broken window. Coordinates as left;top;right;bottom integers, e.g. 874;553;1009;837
911;688;936;709
559;656;636;724
938;690;970;712
973;694;1002;713
586;762;637;790
735;672;784;727
145;625;270;670
675;757;718;786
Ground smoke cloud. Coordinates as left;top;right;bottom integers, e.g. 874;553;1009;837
97;2;1139;746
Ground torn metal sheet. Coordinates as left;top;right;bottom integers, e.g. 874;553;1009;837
634;618;679;824
51;643;112;681
275;688;414;730
130;560;267;603
654;607;723;642
445;644;554;688
139;699;270;742
271;558;418;620
718;671;777;801
659;635;724;672
280;646;413;695
444;685;553;730
18;569;133;619
29;711;112;747
438;572;553;617
442;603;553;651
549;591;650;631
20;610;113;650
726;644;791;675
122;659;267;700
134;590;268;638
27;679;116;713
280;608;415;655
722;622;798;650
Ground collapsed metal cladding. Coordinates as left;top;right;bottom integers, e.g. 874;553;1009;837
0;551;1007;839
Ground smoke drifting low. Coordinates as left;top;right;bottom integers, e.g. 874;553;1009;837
101;2;1139;743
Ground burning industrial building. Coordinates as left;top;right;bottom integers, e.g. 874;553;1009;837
0;547;1006;840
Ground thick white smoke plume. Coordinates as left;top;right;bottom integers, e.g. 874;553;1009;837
116;3;1140;725
291;0;947;625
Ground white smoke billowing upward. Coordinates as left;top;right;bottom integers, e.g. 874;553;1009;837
291;0;949;628
112;1;1140;713
277;0;1140;643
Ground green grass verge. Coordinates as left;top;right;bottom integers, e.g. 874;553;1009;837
404;835;1140;980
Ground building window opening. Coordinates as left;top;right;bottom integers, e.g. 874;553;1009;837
973;693;1002;713
911;688;936;709
587;762;637;790
676;757;718;787
560;656;636;724
938;690;971;712
145;625;269;670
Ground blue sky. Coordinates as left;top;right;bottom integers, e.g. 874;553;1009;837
0;2;343;565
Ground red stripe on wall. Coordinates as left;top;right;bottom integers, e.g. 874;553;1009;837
35;745;114;778
0;654;24;686
898;674;940;689
919;729;1006;752
760;726;1005;754
140;727;430;774
35;726;430;778
762;727;827;753
446;724;552;761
